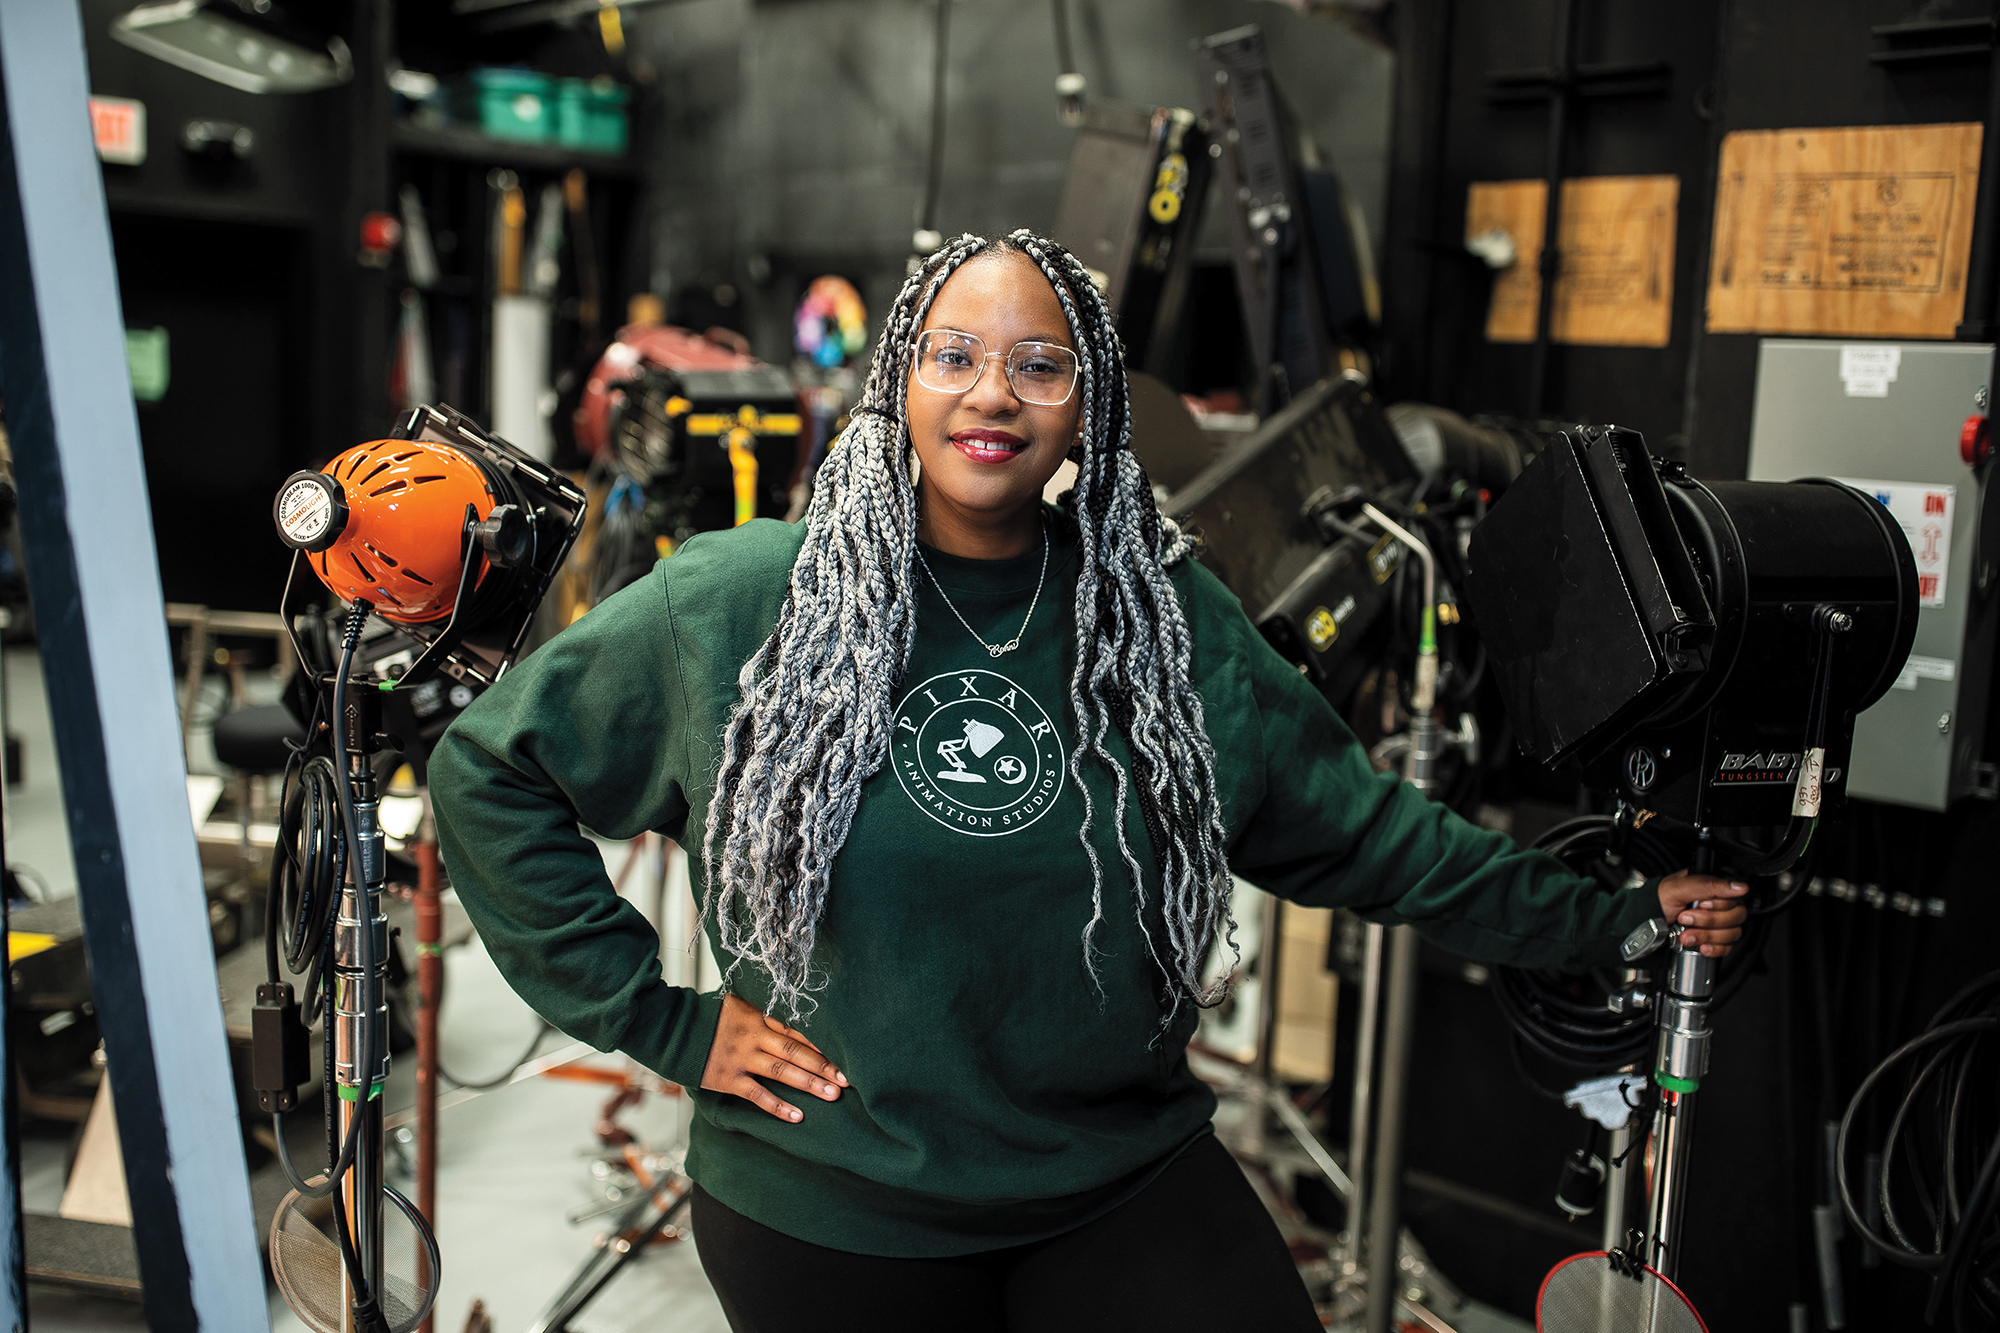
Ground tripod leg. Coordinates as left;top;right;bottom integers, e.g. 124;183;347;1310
525;1175;692;1333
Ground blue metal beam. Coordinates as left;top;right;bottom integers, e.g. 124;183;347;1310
0;2;266;1326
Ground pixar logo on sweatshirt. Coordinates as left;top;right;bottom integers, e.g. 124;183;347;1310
891;670;1066;837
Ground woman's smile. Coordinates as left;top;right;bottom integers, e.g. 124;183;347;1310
950;428;1029;463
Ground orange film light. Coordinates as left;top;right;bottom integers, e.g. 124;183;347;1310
273;438;496;624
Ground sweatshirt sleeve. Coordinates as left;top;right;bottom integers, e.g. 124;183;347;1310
1185;563;1661;972
428;563;725;1091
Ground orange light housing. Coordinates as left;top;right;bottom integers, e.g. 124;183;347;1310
303;439;496;624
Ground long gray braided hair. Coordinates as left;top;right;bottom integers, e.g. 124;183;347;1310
700;229;1236;1027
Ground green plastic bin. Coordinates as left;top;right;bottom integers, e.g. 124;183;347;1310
472;68;554;143
555;78;629;155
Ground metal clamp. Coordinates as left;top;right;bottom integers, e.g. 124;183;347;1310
1607;986;1653;1015
1620;917;1677;961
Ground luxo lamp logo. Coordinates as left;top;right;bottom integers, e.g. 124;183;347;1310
892;670;1066;837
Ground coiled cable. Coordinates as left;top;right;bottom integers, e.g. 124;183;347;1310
1491;816;1685;1084
1837;970;2000;1329
273;754;346;1016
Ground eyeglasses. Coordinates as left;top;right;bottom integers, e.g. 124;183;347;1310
911;329;1079;406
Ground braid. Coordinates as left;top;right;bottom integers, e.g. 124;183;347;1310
702;229;1235;1027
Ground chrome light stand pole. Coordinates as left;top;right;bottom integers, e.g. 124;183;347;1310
336;679;393;1325
1341;921;1385;1273
1356;504;1440;1333
1645;945;1713;1282
1641;825;1723;1285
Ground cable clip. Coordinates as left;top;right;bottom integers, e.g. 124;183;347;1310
1605;1229;1648;1282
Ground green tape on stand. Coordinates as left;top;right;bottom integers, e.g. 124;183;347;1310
1656;1071;1699;1093
336;1081;385;1102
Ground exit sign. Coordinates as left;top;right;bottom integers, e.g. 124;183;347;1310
89;96;145;166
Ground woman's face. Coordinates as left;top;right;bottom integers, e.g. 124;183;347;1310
905;251;1083;554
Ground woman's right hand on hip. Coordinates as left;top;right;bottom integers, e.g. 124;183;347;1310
699;992;849;1122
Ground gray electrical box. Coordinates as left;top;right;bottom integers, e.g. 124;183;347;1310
1746;339;1997;810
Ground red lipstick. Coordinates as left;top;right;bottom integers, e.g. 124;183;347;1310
950;428;1026;464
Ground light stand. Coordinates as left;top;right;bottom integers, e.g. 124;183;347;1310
1643;944;1711;1281
1361;923;1421;1333
260;405;586;1333
1465;423;1918;1321
1340;920;1383;1275
333;671;392;1326
1219;499;1471;1333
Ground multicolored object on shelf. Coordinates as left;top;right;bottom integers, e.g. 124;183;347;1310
794;275;868;368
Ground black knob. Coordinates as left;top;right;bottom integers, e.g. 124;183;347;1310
471;504;533;569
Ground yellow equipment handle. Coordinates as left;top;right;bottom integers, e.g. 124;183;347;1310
727;429;757;526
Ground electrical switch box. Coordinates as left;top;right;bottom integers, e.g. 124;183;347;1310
1747;340;1997;810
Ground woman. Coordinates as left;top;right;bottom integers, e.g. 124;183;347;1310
430;230;1745;1330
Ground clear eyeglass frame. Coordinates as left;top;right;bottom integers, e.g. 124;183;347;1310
910;329;1080;407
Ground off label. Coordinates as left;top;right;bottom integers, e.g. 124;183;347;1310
891;669;1065;837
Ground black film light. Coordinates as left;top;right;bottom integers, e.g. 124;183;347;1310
1464;424;1919;1295
1468;423;1918;848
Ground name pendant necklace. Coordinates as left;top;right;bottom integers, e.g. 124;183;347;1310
918;519;1049;658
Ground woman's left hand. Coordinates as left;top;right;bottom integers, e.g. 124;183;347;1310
1657;872;1749;956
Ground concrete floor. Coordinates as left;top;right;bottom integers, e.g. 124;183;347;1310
264;934;732;1333
19;914;732;1332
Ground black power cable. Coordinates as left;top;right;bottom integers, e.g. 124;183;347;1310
262;604;399;1332
1838;971;2000;1329
1490;816;1716;1085
268;609;373;1203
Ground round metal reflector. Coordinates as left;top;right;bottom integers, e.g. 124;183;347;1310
1536;1252;1707;1333
269;1184;440;1333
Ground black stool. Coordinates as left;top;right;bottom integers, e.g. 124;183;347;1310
210;703;305;777
210;704;305;876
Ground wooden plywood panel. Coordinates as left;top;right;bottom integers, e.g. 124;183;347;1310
1467;176;1680;347
1274;904;1337;1083
1549;175;1679;347
1705;123;1983;338
1467;179;1546;344
59;1077;132;1228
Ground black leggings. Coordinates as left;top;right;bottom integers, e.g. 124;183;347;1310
690;1133;1322;1332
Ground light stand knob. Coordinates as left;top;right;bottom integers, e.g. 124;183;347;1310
471;503;533;569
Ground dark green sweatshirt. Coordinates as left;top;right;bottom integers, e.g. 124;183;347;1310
429;512;1660;1258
